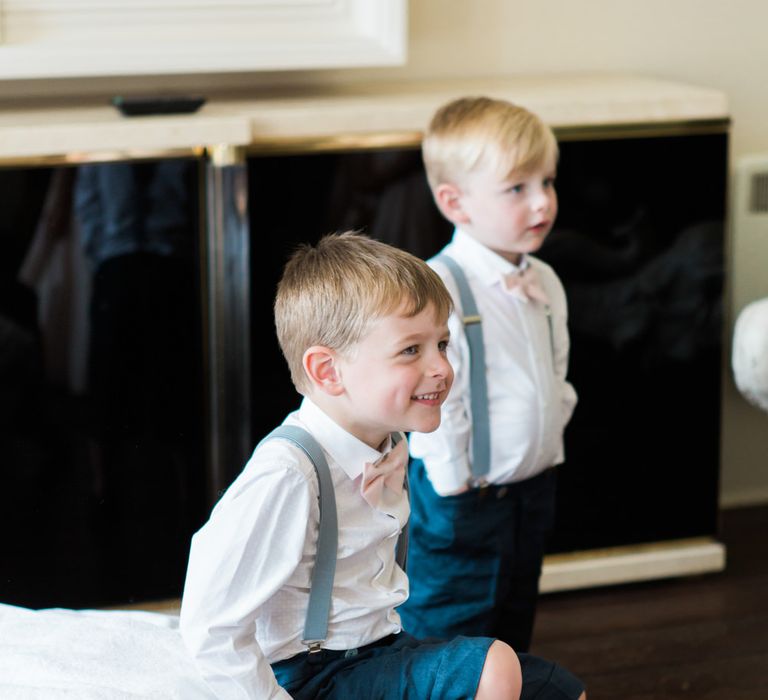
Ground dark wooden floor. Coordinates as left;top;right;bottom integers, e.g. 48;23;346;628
531;505;768;700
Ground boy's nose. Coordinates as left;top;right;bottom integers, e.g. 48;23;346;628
430;353;454;382
532;188;551;211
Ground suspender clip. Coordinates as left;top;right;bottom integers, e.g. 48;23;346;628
467;476;489;490
463;314;482;325
303;640;324;654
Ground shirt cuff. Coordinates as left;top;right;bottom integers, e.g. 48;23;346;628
424;457;472;496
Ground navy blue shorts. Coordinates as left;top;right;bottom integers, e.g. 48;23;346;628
271;631;584;699
399;459;556;651
271;631;492;699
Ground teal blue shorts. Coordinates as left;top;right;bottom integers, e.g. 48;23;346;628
271;631;584;699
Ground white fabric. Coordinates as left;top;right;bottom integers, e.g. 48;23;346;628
732;297;768;413
179;397;409;700
0;604;213;699
409;229;578;495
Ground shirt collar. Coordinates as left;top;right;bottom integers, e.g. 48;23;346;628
452;227;530;286
296;397;390;481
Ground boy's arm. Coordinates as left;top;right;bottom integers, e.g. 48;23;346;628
410;300;475;494
179;457;313;700
549;272;578;432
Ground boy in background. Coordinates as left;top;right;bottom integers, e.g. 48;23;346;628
399;97;578;653
180;232;585;699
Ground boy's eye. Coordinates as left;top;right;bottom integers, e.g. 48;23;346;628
543;176;556;188
401;345;419;356
506;183;524;194
438;339;450;353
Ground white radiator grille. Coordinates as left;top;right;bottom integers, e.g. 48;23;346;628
750;172;768;213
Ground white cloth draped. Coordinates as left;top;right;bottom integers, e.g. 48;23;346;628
0;603;212;699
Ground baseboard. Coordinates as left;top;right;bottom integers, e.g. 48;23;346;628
108;539;730;610
719;487;768;509
103;598;181;614
540;537;726;593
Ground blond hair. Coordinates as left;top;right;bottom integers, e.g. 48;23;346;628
275;231;453;394
422;96;558;189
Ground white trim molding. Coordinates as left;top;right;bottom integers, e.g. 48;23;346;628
719;486;768;509
0;0;407;79
540;537;726;593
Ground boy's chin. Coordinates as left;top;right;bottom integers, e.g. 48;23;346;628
407;418;442;435
520;238;546;254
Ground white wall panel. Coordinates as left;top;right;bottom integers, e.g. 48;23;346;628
0;0;406;77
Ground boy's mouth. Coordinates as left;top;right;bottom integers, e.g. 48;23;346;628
412;391;441;401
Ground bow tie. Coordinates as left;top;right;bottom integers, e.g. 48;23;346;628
502;265;549;305
361;436;408;509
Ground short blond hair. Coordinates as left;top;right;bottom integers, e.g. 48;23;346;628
422;96;558;189
275;231;453;394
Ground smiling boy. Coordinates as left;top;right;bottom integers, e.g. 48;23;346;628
180;232;543;699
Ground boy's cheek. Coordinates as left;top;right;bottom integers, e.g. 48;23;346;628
443;366;455;398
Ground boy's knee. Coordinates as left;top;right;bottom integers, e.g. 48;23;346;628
475;640;521;700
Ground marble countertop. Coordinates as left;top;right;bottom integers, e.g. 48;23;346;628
0;74;730;161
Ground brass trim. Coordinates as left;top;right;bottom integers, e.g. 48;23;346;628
206;144;247;167
0;146;206;169
245;131;424;156
543;535;721;566
203;158;252;504
554;118;731;142
243;119;730;156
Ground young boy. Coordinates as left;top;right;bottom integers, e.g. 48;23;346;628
398;98;578;653
179;232;585;699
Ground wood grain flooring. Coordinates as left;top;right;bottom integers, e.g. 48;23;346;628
530;505;768;700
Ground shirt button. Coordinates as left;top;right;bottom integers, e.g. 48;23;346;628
496;486;509;499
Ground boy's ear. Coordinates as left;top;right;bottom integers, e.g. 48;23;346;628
303;345;344;396
434;183;470;225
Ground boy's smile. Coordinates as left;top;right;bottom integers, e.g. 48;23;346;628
329;303;453;448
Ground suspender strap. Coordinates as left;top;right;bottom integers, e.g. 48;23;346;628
390;431;408;571
434;254;491;483
258;426;337;652
258;425;408;653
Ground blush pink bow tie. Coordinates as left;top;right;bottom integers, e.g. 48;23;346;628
503;266;550;305
361;436;408;509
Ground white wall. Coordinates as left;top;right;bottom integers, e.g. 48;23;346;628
2;0;765;504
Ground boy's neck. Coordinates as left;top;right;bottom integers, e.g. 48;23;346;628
307;391;388;450
456;227;524;266
498;250;524;266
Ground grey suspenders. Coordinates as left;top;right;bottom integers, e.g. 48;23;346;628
258;425;407;654
435;254;492;486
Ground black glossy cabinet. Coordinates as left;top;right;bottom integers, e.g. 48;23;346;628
246;130;727;554
0;127;726;609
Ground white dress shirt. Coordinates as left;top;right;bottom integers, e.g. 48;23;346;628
179;398;409;699
409;229;578;495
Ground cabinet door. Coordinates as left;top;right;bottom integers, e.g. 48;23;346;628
0;160;206;608
538;132;727;551
245;131;727;555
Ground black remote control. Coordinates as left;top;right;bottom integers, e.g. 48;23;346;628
111;95;206;117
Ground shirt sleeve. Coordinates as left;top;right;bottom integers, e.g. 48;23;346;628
409;264;474;494
179;448;313;700
547;269;578;446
